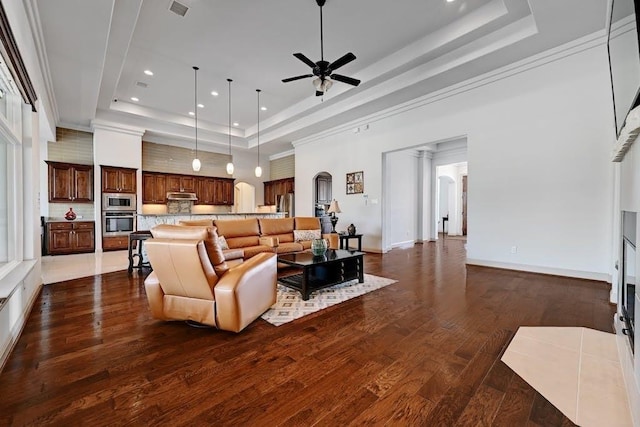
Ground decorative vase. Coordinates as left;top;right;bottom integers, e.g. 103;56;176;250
311;238;328;256
347;224;356;235
65;207;76;221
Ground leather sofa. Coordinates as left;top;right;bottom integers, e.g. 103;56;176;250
143;224;277;332
179;217;328;260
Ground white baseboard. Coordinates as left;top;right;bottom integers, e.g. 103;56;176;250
465;258;611;282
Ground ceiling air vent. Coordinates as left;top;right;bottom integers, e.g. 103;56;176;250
136;81;148;88
169;1;189;17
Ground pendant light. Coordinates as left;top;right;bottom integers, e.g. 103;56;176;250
255;89;263;178
226;78;234;175
192;66;201;172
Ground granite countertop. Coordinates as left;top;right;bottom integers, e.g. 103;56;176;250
138;212;285;216
45;217;95;223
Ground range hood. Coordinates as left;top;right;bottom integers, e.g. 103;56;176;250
166;192;198;201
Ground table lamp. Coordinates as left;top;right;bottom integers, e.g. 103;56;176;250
327;199;342;233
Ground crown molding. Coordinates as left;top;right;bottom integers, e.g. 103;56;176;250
269;150;294;161
91;120;145;137
22;0;58;123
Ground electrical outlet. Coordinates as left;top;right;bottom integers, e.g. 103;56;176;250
510;246;517;254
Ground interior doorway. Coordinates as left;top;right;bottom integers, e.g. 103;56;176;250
435;162;467;238
234;182;256;213
313;172;332;216
462;175;467;236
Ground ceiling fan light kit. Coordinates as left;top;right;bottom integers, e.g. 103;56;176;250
282;0;361;96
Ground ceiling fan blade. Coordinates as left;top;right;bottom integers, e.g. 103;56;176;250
329;52;356;71
293;53;317;69
282;74;314;83
330;74;361;86
316;91;324;97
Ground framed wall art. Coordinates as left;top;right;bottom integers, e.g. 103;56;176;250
346;171;364;194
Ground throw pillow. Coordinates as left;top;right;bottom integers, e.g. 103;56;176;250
293;229;321;242
218;235;230;250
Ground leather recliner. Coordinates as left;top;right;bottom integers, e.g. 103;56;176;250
143;224;277;332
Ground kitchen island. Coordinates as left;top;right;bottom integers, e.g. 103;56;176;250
137;212;286;231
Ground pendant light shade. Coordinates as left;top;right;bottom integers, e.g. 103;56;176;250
226;78;234;175
255;88;262;178
192;66;201;172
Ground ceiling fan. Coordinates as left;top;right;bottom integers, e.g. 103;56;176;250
282;0;361;96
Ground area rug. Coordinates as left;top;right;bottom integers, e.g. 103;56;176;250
261;273;397;326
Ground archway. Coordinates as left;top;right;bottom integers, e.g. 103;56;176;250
312;172;332;216
234;182;256;213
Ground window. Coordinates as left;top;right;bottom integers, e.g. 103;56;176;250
0;137;6;266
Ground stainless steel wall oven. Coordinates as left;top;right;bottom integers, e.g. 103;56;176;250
103;212;135;237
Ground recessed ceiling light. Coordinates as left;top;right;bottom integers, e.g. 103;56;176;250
261;106;267;111
197;103;204;108
233;122;239;127
211;91;219;96
131;97;139;102
144;70;154;76
188;111;195;116
446;0;455;2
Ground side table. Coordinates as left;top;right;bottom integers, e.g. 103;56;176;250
339;233;363;251
128;230;153;274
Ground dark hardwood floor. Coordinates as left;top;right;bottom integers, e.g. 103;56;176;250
0;239;614;425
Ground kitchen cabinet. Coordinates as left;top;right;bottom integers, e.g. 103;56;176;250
167;174;196;193
46;221;95;254
264;177;294;205
102;235;129;251
196;177;215;205
142;172;167;204
213;178;234;205
142;172;234;205
102;166;137;193
46;161;93;203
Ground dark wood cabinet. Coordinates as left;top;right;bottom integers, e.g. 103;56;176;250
167;174;196;193
196;177;215;205
46;221;95;255
264;177;295;205
46;161;93;203
102;166;136;193
142;172;167;204
102;235;129;251
143;172;234;205
212;178;234;205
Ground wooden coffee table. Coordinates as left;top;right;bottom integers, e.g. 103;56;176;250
277;249;365;300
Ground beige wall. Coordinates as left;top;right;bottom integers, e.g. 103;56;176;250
142;141;231;176
270;155;294;180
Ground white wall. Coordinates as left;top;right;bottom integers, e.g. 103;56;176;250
384;150;419;249
295;41;613;279
92;123;144;250
616;138;640;427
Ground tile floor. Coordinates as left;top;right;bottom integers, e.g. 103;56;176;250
41;250;130;284
502;326;633;427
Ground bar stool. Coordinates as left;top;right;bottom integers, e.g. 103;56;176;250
128;230;153;274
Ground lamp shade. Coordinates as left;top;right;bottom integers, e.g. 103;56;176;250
226;161;234;175
192;158;201;172
327;199;341;214
254;165;262;177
